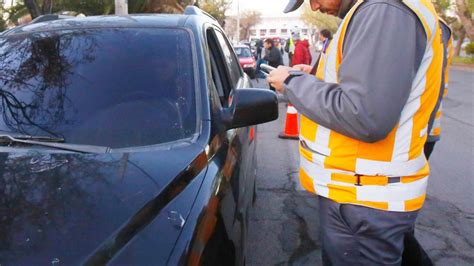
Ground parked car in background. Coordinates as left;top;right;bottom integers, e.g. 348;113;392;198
234;44;257;79
0;6;278;265
239;41;256;57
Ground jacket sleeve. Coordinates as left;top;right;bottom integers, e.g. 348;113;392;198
284;3;426;143
263;48;276;63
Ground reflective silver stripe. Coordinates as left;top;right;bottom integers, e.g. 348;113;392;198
300;138;331;157
287;105;298;114
300;139;327;167
429;117;441;137
356;176;428;202
300;156;330;197
393;0;437;162
355;153;427;176
300;155;428;210
420;126;428;137
388;202;406;212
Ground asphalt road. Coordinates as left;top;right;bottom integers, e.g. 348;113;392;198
246;67;474;265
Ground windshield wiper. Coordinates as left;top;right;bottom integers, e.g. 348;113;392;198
0;134;65;142
0;134;111;153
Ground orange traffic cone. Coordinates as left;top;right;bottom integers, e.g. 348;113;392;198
279;103;299;139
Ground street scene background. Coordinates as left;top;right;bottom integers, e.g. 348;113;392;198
1;1;473;265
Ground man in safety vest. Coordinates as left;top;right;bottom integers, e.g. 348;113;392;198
285;35;296;66
401;18;454;266
424;19;454;160
267;0;443;265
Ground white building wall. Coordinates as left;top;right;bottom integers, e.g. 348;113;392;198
226;0;316;42
249;16;312;40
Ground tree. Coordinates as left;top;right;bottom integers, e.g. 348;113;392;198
455;0;474;41
141;0;194;14
3;0;199;27
1;2;7;31
199;0;231;25
452;20;467;56
224;17;237;40
301;4;341;34
52;0;115;15
239;10;261;41
0;18;5;31
23;0;41;18
465;41;474;55
432;0;473;56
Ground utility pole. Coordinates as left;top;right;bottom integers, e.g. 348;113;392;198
115;0;128;15
236;0;240;43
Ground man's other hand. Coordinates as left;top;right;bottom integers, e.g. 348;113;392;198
292;64;312;73
267;66;291;93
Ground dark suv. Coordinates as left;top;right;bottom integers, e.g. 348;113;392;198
0;7;277;265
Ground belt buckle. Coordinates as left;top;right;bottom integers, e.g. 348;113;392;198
388;176;401;184
355;174;362;186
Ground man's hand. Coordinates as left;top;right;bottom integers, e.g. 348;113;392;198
292;64;312;74
267;66;291;93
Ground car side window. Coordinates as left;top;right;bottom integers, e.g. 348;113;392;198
207;28;233;107
209;50;226;105
213;29;243;88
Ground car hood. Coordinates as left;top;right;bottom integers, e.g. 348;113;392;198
0;144;207;265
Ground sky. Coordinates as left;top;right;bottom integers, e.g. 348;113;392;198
227;0;302;17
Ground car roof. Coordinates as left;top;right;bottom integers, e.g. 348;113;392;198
2;12;214;36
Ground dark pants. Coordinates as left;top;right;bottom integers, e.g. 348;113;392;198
319;196;418;266
401;232;433;266
400;141;437;266
424;141;436;160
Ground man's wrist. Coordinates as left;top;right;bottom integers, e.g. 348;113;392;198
284;70;305;85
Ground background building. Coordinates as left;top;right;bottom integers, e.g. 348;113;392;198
226;0;316;43
248;13;313;41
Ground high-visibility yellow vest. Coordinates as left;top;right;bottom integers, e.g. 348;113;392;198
429;19;454;138
300;0;443;212
289;37;295;54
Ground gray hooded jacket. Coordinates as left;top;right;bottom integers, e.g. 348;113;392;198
283;0;427;143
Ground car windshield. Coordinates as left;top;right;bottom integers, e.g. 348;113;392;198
235;47;252;58
0;27;197;149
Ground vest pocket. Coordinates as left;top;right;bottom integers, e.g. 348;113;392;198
300;140;329;157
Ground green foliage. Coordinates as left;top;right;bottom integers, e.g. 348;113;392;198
301;4;341;34
468;0;474;13
1;2;6;31
47;0;115;15
432;0;451;16
2;0;200;27
199;0;231;24
452;56;474;64
465;42;474;55
0;18;6;32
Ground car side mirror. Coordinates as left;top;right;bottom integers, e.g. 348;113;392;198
220;88;279;130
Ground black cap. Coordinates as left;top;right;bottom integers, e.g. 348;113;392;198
284;0;304;13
